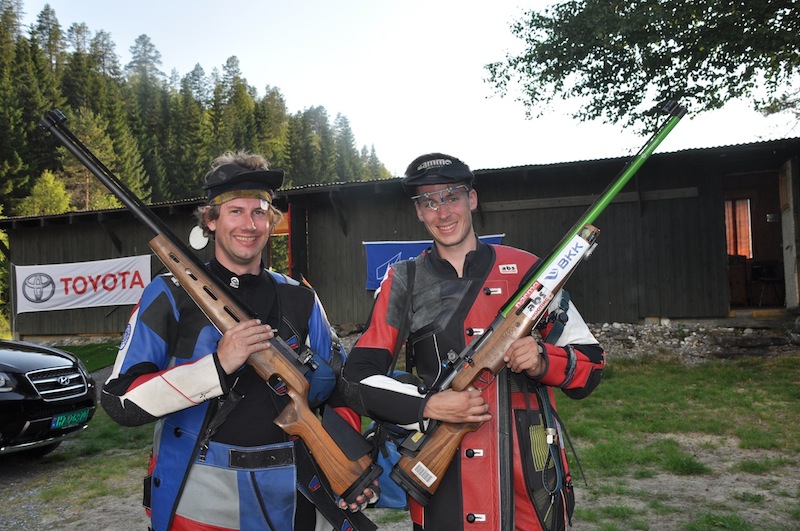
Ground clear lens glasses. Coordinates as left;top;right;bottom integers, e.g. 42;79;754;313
412;185;470;212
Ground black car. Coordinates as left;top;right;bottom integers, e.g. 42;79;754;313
0;340;97;457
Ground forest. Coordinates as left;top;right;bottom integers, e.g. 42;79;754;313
0;0;392;218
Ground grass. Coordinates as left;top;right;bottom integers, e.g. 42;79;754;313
59;341;120;372
559;356;800;454
16;343;800;530
558;354;800;529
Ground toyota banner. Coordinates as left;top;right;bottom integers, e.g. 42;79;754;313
14;255;151;314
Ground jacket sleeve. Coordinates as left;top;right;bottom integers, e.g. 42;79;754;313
534;291;605;400
101;277;226;427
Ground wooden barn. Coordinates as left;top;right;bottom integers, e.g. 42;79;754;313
2;137;799;341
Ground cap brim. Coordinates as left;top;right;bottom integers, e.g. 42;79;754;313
204;167;285;193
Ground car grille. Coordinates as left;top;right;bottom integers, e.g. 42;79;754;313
25;366;89;402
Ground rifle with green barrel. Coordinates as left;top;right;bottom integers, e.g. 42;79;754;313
390;101;687;506
38;109;382;507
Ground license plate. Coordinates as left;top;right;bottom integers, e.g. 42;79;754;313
51;408;91;429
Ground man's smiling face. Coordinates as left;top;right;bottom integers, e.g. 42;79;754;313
207;197;271;275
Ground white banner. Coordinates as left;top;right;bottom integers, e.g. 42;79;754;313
14;255;151;314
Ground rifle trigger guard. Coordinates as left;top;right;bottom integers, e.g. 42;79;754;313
267;374;288;396
474;370;494;391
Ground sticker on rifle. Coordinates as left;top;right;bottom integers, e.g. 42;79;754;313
411;462;437;487
522;289;554;320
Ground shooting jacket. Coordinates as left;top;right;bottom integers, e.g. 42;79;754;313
102;260;346;531
344;241;606;531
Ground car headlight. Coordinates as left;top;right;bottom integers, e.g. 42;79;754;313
0;371;15;392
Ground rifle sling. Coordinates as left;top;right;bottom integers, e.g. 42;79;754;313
499;370;515;531
394;260;416;374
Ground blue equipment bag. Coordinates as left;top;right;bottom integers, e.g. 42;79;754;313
364;420;409;509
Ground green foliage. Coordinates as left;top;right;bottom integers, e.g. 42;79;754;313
0;205;9;339
15;169;71;215
365;508;409;525
486;0;800;128
732;492;765;504
268;234;289;274
0;310;9;338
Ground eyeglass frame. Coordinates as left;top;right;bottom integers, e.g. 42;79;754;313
411;184;472;212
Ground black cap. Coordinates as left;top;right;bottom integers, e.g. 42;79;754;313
203;164;285;203
401;153;474;196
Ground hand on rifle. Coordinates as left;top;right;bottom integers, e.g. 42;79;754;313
217;319;276;374
504;336;545;378
423;388;492;423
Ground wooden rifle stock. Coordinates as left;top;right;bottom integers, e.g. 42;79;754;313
391;101;687;506
39;109;380;504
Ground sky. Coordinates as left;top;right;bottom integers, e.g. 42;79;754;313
20;0;799;177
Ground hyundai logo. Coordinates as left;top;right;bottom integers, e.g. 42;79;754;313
58;375;71;386
22;273;56;303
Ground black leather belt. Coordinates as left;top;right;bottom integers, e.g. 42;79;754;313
229;445;294;469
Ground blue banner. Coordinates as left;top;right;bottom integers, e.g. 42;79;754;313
362;234;505;290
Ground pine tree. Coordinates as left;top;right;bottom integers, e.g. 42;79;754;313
364;145;391;180
27;6;67;178
207;69;233;157
255;85;289;169
287;107;337;186
0;2;26;214
333;113;362;182
166;75;208;199
57;107;120;210
126;34;167;200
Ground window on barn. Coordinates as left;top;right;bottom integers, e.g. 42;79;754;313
725;199;752;258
